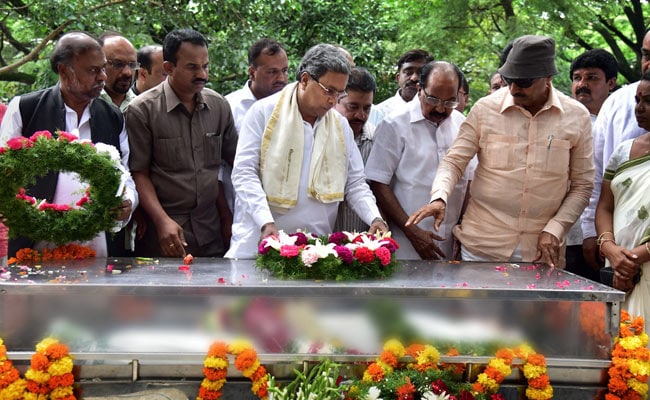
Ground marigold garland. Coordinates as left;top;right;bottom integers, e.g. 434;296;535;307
198;340;268;400
0;338;27;400
24;337;75;400
0;130;126;245
9;244;96;264
606;310;650;400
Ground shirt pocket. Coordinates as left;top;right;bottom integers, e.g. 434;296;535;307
544;138;570;175
203;131;223;168
155;137;184;171
480;134;516;170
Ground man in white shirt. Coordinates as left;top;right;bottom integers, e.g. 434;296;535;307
371;49;433;125
366;61;470;260
223;39;289;212
564;48;618;280
581;31;650;273
226;44;387;259
0;31;137;257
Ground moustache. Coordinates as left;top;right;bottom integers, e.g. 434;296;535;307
512;93;526;98
575;87;591;96
428;111;447;119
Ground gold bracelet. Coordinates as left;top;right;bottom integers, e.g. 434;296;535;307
597;231;615;246
645;242;650;256
598;239;616;256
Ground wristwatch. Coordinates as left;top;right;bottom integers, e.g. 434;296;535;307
371;217;388;226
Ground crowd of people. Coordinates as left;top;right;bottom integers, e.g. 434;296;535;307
1;28;650;320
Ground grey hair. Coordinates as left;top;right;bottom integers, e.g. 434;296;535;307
295;43;351;81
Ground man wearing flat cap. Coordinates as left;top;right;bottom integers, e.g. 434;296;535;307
406;35;595;268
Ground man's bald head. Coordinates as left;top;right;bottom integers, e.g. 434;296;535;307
50;31;102;74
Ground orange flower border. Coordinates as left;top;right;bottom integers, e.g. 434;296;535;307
198;340;268;400
0;338;27;400
606;310;650;400
8;244;96;265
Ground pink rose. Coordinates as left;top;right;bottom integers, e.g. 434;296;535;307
57;131;78;142
6;137;31;150
280;244;300;258
0;147;6;154
301;249;319;267
29;130;53;142
75;195;90;207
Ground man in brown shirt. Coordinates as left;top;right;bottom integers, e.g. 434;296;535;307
127;29;237;257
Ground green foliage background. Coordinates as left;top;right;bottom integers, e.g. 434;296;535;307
1;0;648;108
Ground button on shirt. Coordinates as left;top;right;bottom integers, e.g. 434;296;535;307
430;86;594;262
365;101;471;259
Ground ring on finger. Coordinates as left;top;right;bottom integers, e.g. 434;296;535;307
169;243;175;248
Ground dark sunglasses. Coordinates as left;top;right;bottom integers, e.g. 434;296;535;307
502;76;537;88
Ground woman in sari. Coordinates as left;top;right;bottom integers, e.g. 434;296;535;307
596;72;650;322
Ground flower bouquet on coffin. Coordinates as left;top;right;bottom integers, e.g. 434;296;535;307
256;230;399;281
0;130;130;245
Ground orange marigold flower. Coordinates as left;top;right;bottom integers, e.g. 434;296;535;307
203;367;227;381
48;373;74;389
256;384;269;398
527;354;546;366
198;386;223;400
0;367;20;386
234;349;257;370
608;376;629;394
485;367;503;380
250;366;267;382
380;351;399;368
207;342;229;358
446;348;460;357
529;375;550;389
405;344;424;358
472;382;485;393
495;349;514;364
45;343;69;359
396;376;416;398
366;363;384;381
30;353;50;370
26;380;50;394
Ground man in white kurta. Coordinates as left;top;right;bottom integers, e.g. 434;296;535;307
366;62;471;260
226;44;386;259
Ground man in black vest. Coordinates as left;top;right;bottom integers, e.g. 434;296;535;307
0;31;137;257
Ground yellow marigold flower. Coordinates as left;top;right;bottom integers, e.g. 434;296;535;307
641;332;649;347
48;358;73;376
50;385;74;398
627;378;648;394
383;339;405;358
204;356;229;370
25;369;50;383
523;363;545;379
228;339;253;355
489;358;511;377
200;378;226;391
477;374;499;392
242;360;260;378
252;377;266;394
417;345;440;365
516;343;534;359
0;379;27;400
35;338;58;353
620;336;644;350
629;359;650;377
24;393;48;400
525;386;553;400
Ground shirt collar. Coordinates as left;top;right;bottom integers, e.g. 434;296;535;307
164;79;207;113
499;82;563;115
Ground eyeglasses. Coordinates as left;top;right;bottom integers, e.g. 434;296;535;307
502;76;537;88
107;60;140;71
310;75;347;99
421;88;459;109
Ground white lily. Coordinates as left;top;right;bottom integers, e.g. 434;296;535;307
422;391;450;400
365;386;382;400
303;239;337;259
264;230;298;250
